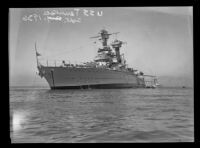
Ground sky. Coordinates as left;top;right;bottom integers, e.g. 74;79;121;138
9;7;193;87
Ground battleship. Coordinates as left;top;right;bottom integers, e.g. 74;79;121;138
36;29;158;89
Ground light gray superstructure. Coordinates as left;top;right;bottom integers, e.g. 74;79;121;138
36;29;158;89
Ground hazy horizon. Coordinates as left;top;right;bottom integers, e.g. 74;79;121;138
9;7;193;87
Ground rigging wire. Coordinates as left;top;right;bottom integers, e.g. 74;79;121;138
37;42;98;66
41;43;92;59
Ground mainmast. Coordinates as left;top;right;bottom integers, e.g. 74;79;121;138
111;39;126;64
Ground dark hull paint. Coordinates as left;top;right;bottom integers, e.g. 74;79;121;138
50;83;145;89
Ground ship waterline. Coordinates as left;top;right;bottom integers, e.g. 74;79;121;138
39;66;145;89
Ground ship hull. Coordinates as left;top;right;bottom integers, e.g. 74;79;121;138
38;66;145;89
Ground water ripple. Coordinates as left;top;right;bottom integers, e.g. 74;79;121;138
10;87;194;143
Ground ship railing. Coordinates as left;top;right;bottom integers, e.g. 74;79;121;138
39;59;67;67
38;59;104;68
143;74;157;77
142;75;158;87
39;59;123;69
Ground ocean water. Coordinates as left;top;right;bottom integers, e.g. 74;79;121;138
9;87;194;143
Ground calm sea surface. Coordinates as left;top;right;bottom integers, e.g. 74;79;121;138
10;87;194;143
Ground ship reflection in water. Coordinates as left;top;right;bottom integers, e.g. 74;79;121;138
10;87;194;143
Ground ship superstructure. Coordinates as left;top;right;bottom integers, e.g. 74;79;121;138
36;29;158;89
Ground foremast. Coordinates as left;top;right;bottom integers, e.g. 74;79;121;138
90;29;126;69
